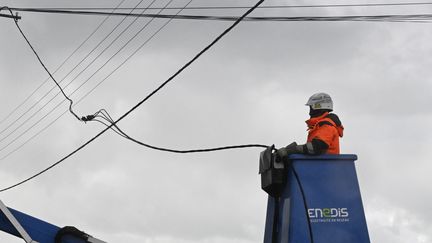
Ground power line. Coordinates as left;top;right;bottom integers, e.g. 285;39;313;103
0;0;152;144
0;0;127;127
0;0;191;156
0;2;127;137
1;8;430;146
0;0;266;193
6;7;432;23
0;0;186;158
2;0;152;125
9;2;432;11
2;1;431;136
0;12;20;20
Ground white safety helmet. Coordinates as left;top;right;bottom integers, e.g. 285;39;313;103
306;92;333;111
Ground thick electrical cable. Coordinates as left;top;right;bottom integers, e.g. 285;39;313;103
291;165;315;243
0;0;265;193
0;12;19;20
95;112;267;153
0;0;127;127
9;2;432;11
0;0;184;157
6;7;432;23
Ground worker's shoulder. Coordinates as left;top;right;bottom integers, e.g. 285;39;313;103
318;113;342;127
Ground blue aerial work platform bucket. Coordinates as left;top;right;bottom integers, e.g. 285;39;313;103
262;154;370;243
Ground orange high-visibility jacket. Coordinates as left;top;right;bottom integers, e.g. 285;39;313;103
306;112;344;154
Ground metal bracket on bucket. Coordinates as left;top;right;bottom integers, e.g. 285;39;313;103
259;145;286;197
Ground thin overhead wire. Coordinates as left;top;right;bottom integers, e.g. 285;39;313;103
0;0;183;158
0;0;266;193
2;8;431;145
0;5;133;142
0;0;127;127
9;2;432;11
6;7;432;23
0;0;152;143
1;0;150;126
0;0;194;160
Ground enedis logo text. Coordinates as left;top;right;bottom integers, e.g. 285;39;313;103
307;208;350;223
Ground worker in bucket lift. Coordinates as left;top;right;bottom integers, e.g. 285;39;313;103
276;93;344;160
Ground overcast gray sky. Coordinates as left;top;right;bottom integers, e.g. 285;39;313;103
1;0;432;242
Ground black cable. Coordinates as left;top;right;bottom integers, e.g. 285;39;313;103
0;0;190;158
0;12;20;20
2;9;431;141
0;0;265;193
93;110;267;153
291;165;314;243
10;2;432;11
6;7;432;23
272;197;280;243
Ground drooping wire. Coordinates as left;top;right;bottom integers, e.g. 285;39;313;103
0;0;153;145
0;0;266;193
0;0;127;127
94;110;267;153
0;0;149;130
0;0;186;158
0;0;153;143
0;0;130;159
5;8;82;122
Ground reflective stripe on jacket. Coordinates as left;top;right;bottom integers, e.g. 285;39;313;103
306;112;344;154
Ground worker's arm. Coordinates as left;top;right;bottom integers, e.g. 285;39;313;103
276;139;327;159
276;124;336;158
297;139;329;155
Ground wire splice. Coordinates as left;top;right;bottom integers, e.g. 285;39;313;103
81;115;96;122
